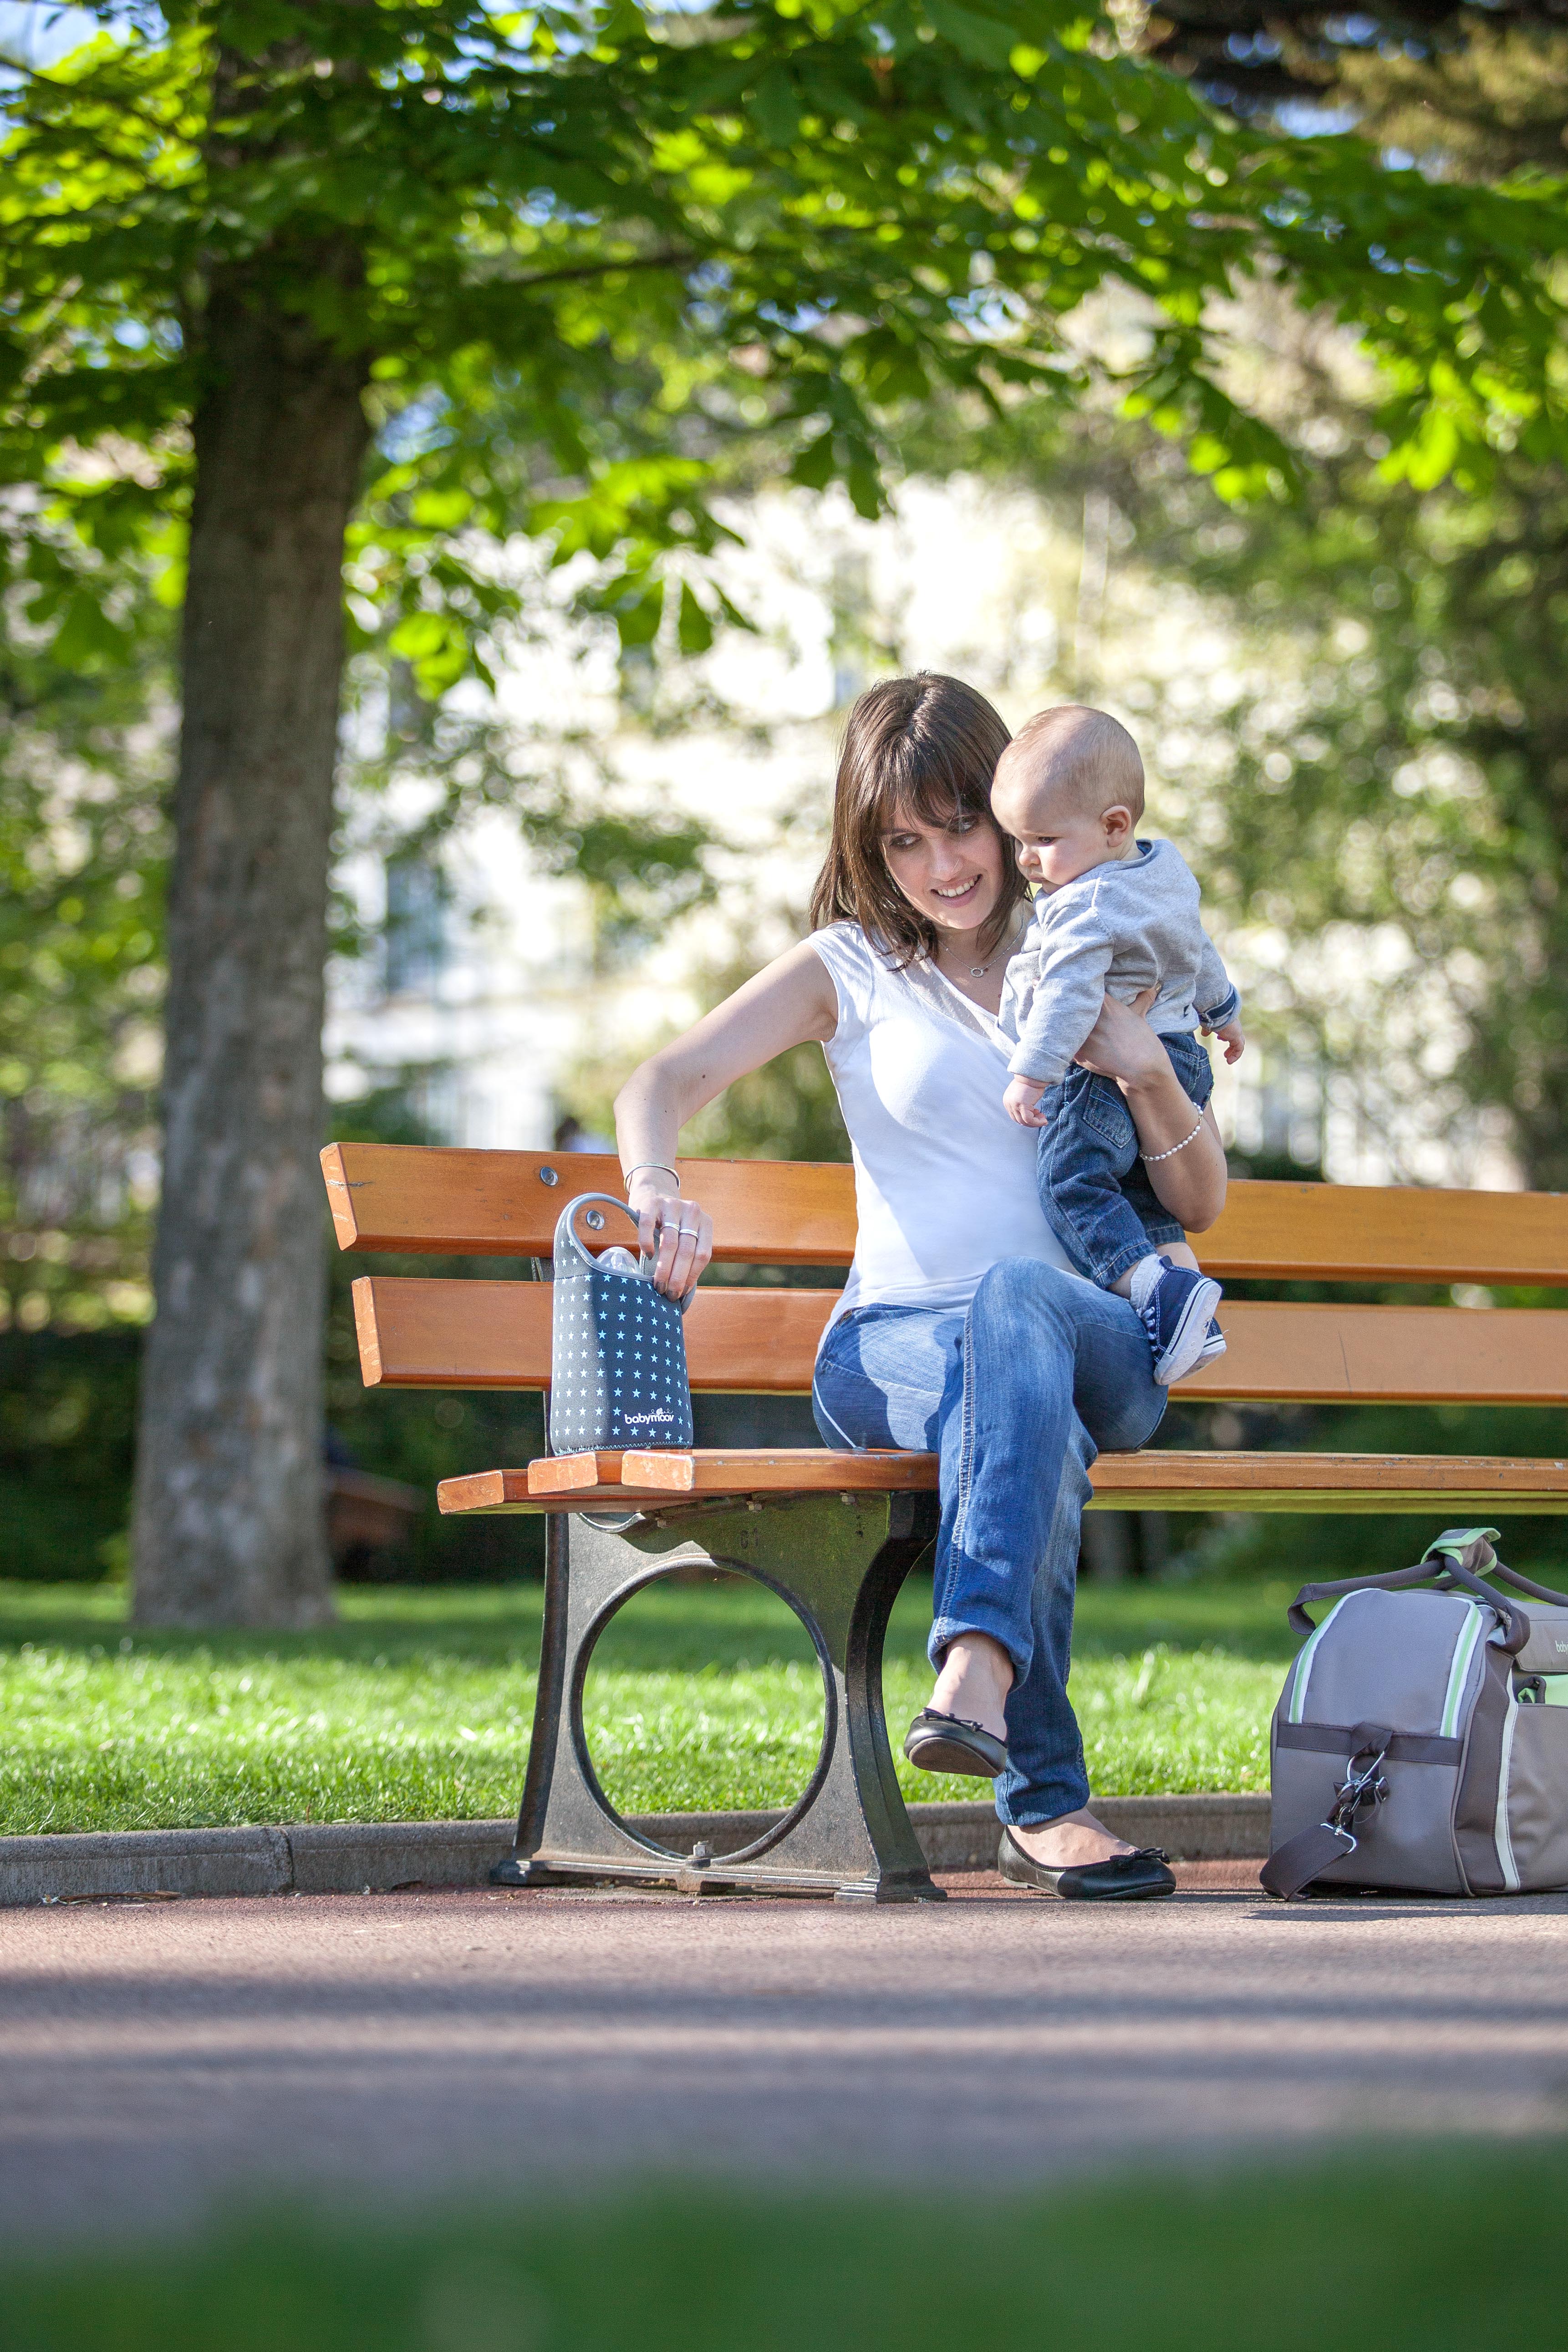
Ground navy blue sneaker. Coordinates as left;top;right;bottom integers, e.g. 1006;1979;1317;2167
1133;1257;1224;1385
1195;1317;1227;1368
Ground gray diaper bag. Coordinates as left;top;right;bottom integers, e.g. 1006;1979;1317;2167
1263;1528;1568;1899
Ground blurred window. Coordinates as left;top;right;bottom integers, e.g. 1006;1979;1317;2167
384;855;448;996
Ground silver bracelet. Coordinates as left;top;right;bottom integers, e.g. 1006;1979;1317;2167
1140;1115;1205;1166
623;1161;680;1191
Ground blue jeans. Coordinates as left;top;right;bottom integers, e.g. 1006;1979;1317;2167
1036;1033;1213;1288
811;1259;1166;1827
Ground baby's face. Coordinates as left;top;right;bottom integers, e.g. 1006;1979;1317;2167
991;759;1130;891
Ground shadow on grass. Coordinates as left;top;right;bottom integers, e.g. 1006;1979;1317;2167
0;1574;1298;1674
0;1588;542;1671
6;2148;1566;2349
0;1580;848;1675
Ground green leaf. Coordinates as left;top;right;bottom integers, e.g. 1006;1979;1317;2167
608;577;665;649
409;489;475;530
676;580;714;656
922;0;1022;71
387;612;450;661
790;433;837;492
749;66;800;149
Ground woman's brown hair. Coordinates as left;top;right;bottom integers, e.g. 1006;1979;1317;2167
809;672;1024;967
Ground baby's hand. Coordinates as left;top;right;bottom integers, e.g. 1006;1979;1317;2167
1004;1075;1050;1127
1207;1019;1245;1065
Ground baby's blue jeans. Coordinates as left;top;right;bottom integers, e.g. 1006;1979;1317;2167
1036;1031;1214;1290
811;1260;1166;1829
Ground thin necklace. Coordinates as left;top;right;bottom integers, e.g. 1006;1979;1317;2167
948;910;1024;980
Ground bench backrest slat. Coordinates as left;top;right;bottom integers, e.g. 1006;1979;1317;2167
352;1275;831;1395
1210;1178;1568;1287
352;1278;1568;1407
323;1145;851;1265
324;1144;1568;1285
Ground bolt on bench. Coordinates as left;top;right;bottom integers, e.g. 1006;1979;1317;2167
323;1143;1568;1902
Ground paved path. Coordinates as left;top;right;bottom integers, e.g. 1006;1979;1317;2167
4;1872;1567;2241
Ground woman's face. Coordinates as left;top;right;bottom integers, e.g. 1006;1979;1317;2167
880;799;1008;941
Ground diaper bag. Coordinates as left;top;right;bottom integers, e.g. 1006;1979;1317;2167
1262;1528;1568;1899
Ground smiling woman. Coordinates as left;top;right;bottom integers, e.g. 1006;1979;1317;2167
612;673;1232;1900
807;674;1028;975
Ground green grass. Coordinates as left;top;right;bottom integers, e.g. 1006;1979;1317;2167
0;1574;1294;1837
7;2153;1568;2350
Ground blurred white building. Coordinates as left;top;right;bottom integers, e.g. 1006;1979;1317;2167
326;477;1520;1193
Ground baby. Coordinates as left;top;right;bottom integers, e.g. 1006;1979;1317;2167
991;705;1244;1385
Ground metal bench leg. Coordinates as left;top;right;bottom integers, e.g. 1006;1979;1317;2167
492;1491;947;1902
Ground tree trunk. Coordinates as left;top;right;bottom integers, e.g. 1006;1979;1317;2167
131;282;369;1627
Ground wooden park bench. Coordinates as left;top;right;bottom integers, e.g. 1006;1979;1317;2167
322;1142;1568;1903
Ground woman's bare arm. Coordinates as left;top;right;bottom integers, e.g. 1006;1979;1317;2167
613;939;838;1295
1074;996;1228;1232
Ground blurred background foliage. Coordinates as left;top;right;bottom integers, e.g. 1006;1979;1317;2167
0;509;170;1337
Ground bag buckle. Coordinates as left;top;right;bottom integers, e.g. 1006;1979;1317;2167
1323;1741;1389;1844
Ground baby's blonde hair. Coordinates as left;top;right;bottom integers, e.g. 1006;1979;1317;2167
999;705;1145;822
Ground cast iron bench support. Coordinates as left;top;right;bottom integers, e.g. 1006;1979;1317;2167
490;1489;947;1903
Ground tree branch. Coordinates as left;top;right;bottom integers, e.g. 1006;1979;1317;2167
0;41;184;154
510;246;700;290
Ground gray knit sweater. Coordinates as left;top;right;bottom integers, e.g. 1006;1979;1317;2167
998;838;1239;1085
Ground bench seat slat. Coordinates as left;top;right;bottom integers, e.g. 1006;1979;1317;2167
436;1449;1568;1517
324;1143;1568;1286
1085;1450;1568;1512
545;1447;933;1498
354;1278;1568;1406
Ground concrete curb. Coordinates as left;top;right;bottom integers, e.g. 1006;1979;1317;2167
0;1793;1270;1907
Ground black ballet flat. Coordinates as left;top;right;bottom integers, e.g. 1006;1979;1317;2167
902;1708;1008;1780
998;1827;1176;1901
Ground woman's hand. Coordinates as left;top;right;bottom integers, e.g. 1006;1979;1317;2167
1073;987;1167;1090
1074;988;1228;1232
626;1169;713;1301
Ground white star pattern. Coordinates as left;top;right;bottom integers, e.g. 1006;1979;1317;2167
549;1261;691;1453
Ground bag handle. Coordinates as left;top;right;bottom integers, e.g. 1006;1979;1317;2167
552;1191;643;1273
1421;1526;1568;1609
550;1191;697;1311
1288;1529;1537;1655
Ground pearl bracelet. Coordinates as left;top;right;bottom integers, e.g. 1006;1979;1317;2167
1140;1115;1205;1165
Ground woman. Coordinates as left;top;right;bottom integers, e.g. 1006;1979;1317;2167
615;675;1227;1900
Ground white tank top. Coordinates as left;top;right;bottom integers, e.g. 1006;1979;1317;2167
809;921;1077;1326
